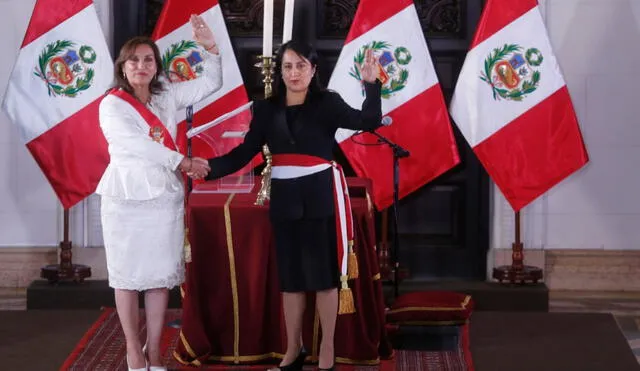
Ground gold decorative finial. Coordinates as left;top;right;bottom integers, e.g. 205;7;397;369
255;55;275;206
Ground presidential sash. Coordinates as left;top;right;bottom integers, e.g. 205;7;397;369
109;89;177;151
271;153;358;314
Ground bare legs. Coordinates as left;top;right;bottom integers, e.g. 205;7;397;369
274;288;338;370
279;292;306;367
115;289;145;369
144;288;169;366
316;288;338;369
114;288;169;369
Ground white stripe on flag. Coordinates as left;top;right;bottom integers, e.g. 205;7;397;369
329;4;439;143
2;5;113;143
450;7;566;147
154;5;244;114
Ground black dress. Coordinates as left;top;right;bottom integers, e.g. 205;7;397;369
208;82;382;292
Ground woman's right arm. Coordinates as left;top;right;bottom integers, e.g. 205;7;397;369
207;102;266;179
100;96;185;171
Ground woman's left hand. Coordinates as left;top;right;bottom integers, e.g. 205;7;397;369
360;48;379;83
190;14;218;54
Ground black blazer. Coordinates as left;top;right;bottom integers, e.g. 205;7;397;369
208;82;382;220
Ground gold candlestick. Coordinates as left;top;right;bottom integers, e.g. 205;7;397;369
255;55;275;205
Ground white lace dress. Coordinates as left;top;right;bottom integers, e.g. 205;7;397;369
96;52;222;291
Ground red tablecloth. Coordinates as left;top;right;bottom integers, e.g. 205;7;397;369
174;178;392;366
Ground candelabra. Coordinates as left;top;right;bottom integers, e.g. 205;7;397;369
255;55;275;206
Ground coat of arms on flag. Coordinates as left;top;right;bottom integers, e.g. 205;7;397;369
349;41;411;99
161;40;207;82
480;43;543;101
329;0;460;210
35;40;97;97
2;0;113;208
449;0;588;211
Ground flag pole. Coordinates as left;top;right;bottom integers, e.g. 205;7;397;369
41;208;91;283
492;211;542;283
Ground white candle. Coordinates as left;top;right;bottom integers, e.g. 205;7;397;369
282;0;295;43
263;0;274;57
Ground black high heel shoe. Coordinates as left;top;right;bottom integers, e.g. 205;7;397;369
275;348;307;371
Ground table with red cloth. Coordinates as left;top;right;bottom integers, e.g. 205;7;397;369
174;177;393;367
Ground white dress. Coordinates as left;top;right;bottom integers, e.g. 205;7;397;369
96;52;223;291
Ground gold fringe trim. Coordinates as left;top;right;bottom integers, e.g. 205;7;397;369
347;240;359;279
183;227;192;263
176;330;202;366
338;276;355;314
386;295;472;313
223;193;241;363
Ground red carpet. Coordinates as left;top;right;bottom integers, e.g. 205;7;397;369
60;308;472;370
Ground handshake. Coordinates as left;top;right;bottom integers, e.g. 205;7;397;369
178;157;211;180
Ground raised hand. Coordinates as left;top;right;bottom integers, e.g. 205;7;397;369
359;48;379;83
190;14;218;54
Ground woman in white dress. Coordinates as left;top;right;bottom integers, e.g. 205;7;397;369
96;15;221;371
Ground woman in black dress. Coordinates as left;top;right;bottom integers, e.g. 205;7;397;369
207;40;381;371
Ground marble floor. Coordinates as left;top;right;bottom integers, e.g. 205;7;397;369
2;288;639;364
550;290;640;364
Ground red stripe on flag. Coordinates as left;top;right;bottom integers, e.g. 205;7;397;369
345;0;414;43
470;0;538;49
151;0;219;40
340;85;460;210
22;0;93;47
25;97;109;209
473;86;588;211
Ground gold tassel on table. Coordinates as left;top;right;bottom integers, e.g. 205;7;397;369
338;275;356;314
347;240;359;279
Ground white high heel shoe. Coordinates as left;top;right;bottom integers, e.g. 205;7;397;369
143;343;168;371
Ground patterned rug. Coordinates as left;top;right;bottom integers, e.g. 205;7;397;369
60;308;472;370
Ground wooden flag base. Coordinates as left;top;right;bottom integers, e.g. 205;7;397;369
493;211;543;284
492;264;542;284
41;263;91;284
42;209;92;284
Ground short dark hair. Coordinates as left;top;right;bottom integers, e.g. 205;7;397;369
113;36;164;96
270;40;325;103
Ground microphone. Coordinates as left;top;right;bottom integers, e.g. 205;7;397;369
353;116;393;136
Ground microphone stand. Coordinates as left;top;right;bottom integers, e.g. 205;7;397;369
169;105;193;330
186;105;193;193
368;130;409;298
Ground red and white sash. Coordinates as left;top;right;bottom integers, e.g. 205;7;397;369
109;89;177;151
270;154;354;282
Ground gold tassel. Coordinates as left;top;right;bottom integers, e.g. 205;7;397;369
183;227;192;263
347;240;359;279
338;276;356;314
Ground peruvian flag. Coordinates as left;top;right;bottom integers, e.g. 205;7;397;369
449;0;589;211
152;0;250;164
2;0;112;209
329;0;460;210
